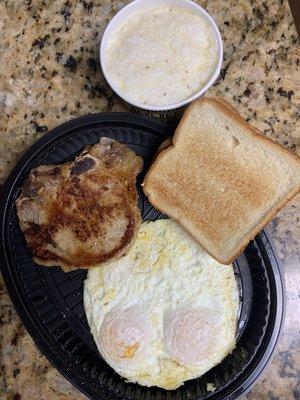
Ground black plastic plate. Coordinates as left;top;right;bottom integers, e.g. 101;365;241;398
0;113;285;400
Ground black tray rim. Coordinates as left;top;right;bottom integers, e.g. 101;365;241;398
226;230;285;399
0;112;285;400
0;112;171;201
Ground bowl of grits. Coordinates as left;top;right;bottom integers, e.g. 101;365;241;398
100;0;223;111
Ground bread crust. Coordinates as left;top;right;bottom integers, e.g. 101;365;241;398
143;97;300;264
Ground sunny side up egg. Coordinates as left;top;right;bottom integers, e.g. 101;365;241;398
84;219;239;390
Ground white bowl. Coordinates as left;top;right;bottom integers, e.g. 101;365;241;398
100;0;223;111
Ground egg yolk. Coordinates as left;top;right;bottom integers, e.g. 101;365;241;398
99;306;150;365
164;308;216;367
122;343;139;358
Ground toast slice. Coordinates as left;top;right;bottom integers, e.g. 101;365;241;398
143;98;300;264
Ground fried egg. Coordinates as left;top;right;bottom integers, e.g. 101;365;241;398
84;219;239;390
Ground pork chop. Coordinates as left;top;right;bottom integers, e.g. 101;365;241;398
16;138;143;271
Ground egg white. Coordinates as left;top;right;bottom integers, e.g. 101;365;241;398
84;219;239;390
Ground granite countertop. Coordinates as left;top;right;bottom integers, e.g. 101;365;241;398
0;0;299;399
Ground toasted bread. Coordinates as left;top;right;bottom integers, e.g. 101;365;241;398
143;98;300;264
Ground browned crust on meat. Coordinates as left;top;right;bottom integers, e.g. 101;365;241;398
16;138;143;271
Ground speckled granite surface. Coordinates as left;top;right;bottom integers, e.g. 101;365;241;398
0;0;299;399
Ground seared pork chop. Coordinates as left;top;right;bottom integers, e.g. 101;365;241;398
16;138;143;271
